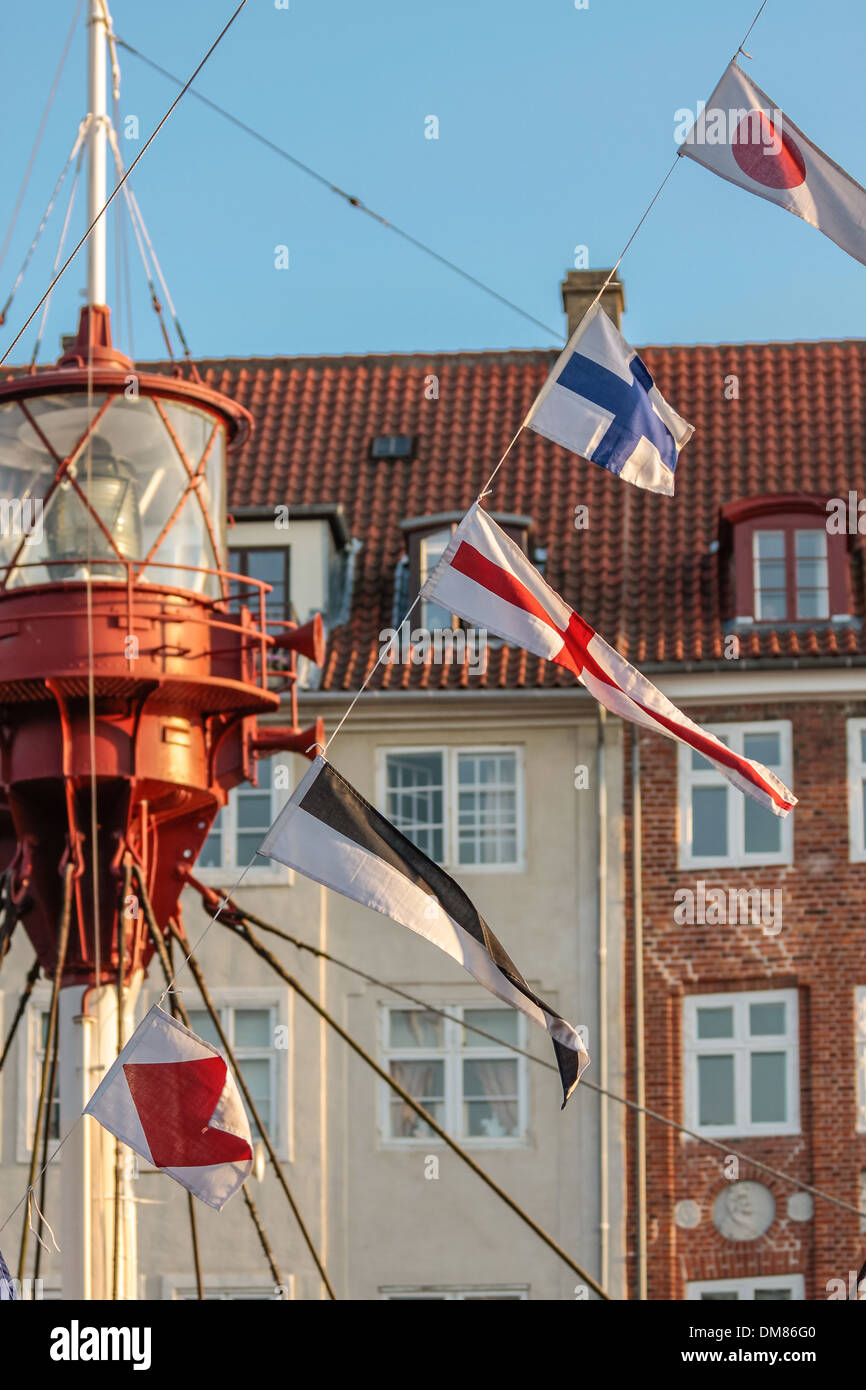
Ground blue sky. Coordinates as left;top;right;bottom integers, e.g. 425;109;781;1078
1;0;865;361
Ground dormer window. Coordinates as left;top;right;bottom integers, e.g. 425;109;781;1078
401;512;534;633
722;495;849;625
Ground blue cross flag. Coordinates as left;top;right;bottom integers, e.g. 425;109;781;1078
525;302;693;495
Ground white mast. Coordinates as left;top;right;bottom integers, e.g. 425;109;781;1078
59;0;142;1302
86;0;108;306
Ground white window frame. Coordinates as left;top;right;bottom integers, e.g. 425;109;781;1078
683;989;800;1139
379;1002;529;1149
196;755;295;886
856;986;866;1135
677;720;793;869
377;744;526;873
161;1273;293;1300
847;719;866;863
16;987;61;1164
686;1274;805;1301
180;987;292;1162
380;1285;529;1300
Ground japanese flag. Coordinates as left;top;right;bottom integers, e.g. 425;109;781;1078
85;1005;253;1210
680;61;866;267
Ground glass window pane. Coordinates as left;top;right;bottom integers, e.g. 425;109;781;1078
463;1008;519;1048
860;731;866;764
797;589;829;619
697;1006;733;1040
701;1291;739;1300
742;732;780;767
463;1060;519;1138
389;1010;444;1049
697;1055;735;1126
389;1060;444;1139
750;1002;785;1036
754;1289;792;1301
386;752;445;861
237;832;266;863
692;786;727;857
795;530;826;558
455;751;518;866
750;1052;786;1123
744;798;781;855
187;1010;221;1048
755;531;785;559
237;794;272;829
235;1009;271;1048
755;592;787;621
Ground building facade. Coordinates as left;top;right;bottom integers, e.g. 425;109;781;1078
1;271;863;1299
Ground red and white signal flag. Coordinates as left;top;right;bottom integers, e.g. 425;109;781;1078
85;1005;253;1210
680;61;866;267
421;504;797;817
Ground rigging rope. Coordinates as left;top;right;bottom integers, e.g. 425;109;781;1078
113;36;560;342
0;0;84;279
207;897;866;1228
0;0;252;367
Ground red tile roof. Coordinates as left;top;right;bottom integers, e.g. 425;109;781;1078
23;337;866;691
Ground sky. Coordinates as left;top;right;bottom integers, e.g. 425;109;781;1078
0;0;865;362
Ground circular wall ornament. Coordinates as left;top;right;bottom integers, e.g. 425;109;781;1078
673;1199;701;1230
712;1181;775;1241
786;1193;813;1223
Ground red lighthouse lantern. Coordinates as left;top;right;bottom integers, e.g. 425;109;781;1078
0;304;318;989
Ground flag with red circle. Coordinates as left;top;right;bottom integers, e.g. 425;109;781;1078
680;61;866;267
85;1005;253;1210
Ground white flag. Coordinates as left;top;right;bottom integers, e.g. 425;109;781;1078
680;61;866;267
525;303;693;495
85;1005;253;1210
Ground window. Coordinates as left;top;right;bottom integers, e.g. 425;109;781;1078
847;720;866;862
371;434;414;459
722;495;849;623
228;546;290;626
678;721;793;868
186;991;289;1157
686;1275;804;1301
380;746;524;870
856;986;866;1134
381;1005;528;1145
402;513;531;635
419;528;456;633
752;528;829;620
198;757;291;884
381;1286;528;1300
683;990;799;1137
162;1274;292;1300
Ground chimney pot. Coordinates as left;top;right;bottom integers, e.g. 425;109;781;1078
560;269;625;337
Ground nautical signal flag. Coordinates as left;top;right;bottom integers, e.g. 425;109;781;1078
85;1005;253;1210
524;302;694;496
680;61;866;268
259;756;589;1107
421;505;797;818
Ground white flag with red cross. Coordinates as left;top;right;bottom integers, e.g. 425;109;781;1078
85;1004;253;1210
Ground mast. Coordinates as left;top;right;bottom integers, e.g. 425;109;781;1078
86;0;108;307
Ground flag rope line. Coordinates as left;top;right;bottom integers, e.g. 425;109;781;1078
33;990;62;1281
0;0;251;367
0;0;84;281
0;960;41;1074
735;0;770;59
234;915;611;1298
141;883;286;1294
164;910;337;1300
113;36;561;343
211;904;866;1227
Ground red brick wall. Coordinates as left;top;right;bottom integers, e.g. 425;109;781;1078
623;697;866;1301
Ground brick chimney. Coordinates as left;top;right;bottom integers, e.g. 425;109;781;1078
560;269;625;337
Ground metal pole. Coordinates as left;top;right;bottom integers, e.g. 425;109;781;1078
86;0;107;305
632;732;648;1301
